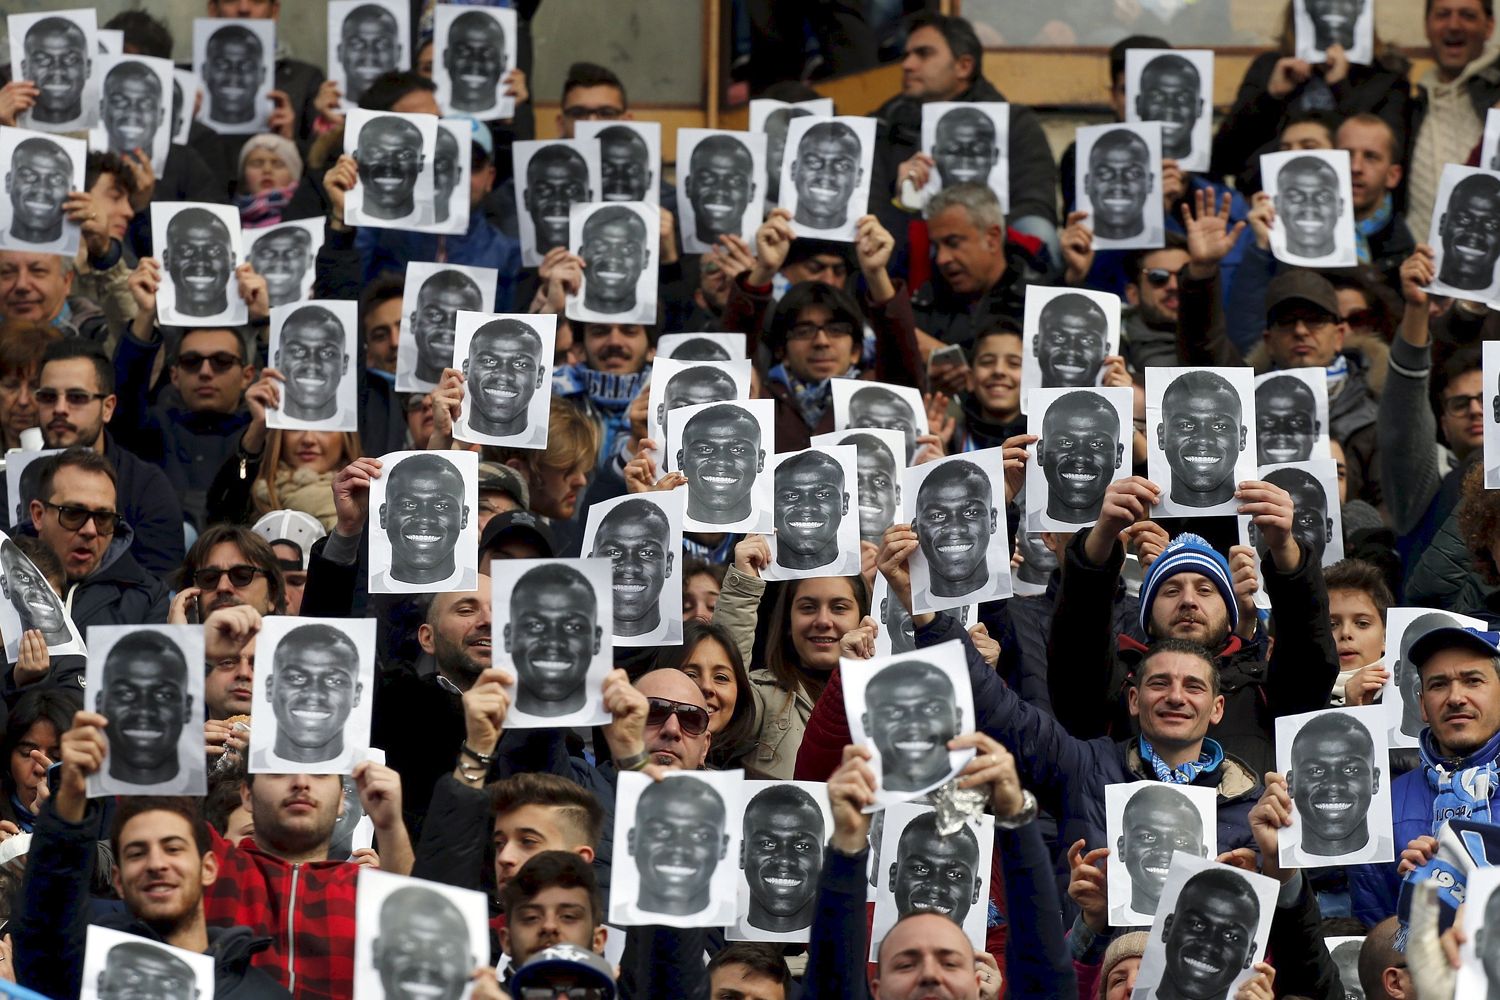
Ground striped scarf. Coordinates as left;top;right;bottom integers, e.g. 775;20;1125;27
1139;734;1224;785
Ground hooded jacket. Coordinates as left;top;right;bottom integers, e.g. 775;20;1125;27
1045;530;1339;780
64;522;170;630
17;800;291;1000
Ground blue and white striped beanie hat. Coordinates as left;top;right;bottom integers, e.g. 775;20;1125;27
1138;532;1237;635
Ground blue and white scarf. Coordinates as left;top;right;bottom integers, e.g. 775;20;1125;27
1420;727;1500;829
1139;734;1225;786
1354;193;1395;266
767;362;856;430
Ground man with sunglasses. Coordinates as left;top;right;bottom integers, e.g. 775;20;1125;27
178;524;285;621
33;339;184;576
27;447;168;629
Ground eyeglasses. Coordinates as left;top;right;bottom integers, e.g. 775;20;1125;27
1142;267;1174;288
519;987;610;1000
1443;392;1484;416
177;352;241;374
561;105;625;121
44;503;119;535
786;321;856;342
34;389;106;408
193;564;269;590
1269;311;1337;334
645;696;710;736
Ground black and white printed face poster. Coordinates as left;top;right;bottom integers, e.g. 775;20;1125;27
353;867;490;1000
453;311;557;450
1458;866;1500;1000
576;120;662;207
344;108;438;230
1105;781;1217;927
1132;854;1278;1000
151;201;247;328
566;200;659;326
1076;122;1165;251
676;128;768;255
842;639;975;811
764;445;862;582
397;261;498;393
1294;0;1374;65
1274;705;1393;868
248;616;377;776
610;769;744;928
868;799;994;960
193;17;275;135
0;126;85;256
432;4;517;119
1124;49;1213;173
80;925;216;1000
85;624;205;798
582;489;686;648
492;556;613;728
1146;366;1257;518
1484;340;1500;490
648;358;753;465
328;1;409;110
903;450;1012;615
777;115;876;243
666;398;775;535
512;138;600;267
368;450;480;595
266;300;359;434
1025;387;1133;532
1254;369;1330;466
1262;149;1358;268
727;779;832;943
1424;164;1500;307
9;9;98;133
919;101;1009;211
0;528;83;660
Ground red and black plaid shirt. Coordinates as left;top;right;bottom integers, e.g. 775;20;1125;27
203;826;361;1000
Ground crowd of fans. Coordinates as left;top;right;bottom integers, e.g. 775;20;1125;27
2;0;1500;998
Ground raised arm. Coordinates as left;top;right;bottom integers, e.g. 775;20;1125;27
1177;190;1248;367
1380;247;1442;537
803;745;879;1000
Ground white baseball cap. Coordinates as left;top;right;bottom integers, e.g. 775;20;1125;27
251;510;327;570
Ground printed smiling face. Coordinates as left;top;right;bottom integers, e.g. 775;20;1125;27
789;123;863;229
1160;873;1260;1000
1084;131;1153;240
629;778;729;916
1307;0;1364;50
355;116;425;220
338;5;401;105
525;146;590;253
599;126;652;202
678;405;764;525
374;887;475;1000
1288;715;1378;855
848;388;918;464
203;26;266;125
862;662;960;793
658;367;736;446
686;136;755;243
889;814;981;923
932;107;998;187
23;18;90;124
763;107;811;203
465;319;544;436
102;63;165;157
579;207;649;314
1439;175;1500;291
914;462;996;596
1;543;67;640
846;433;899;542
276;306;347;422
266;627;362;762
1038;393;1122;523
773;452;847;571
1117;785;1206;914
97;637;190;785
1135;56;1203;161
504;568;598;715
1036;295;1109;387
1255;376;1319;464
444;11;506;113
163;208;235;317
250;227;312;308
1157;373;1246;506
589;501;672;638
410;271;483;382
6;140;73;244
741;787;823;931
1275;158;1343;259
379;455;470;584
1258;468;1331;564
97;941;198;1000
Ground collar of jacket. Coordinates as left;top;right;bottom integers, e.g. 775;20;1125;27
1123;740;1260;801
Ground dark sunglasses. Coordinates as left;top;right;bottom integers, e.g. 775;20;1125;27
1142;267;1174;288
645;696;710;736
34;389;106;408
193;564;269;590
44;502;119;534
177;351;242;373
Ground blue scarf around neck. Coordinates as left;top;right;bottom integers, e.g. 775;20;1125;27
1420;726;1500;829
1139;734;1225;785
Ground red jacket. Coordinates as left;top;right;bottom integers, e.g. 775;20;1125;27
203;827;361;1000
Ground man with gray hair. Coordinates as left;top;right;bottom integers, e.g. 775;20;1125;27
912;183;1036;361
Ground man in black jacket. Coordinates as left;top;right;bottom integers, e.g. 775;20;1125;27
871;13;1059;262
16;724;290;999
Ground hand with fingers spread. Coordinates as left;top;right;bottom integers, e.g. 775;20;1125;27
333;456;384;537
1061;210;1095;285
1066;838;1111;934
1184;188;1249;279
828;744;878;853
1236;479;1299;571
841;616;880;660
1085;476;1162;564
950;733;1024;816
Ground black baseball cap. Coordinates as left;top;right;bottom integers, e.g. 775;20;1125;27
479;510;555;559
1265;269;1341;322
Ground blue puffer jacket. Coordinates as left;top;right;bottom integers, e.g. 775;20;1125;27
1348;727;1500;926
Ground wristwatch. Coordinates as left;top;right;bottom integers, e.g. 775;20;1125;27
994;789;1038;830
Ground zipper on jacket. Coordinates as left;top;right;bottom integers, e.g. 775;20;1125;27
286;863;299;993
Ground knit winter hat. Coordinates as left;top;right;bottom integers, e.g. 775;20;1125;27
238;133;304;186
1138;532;1238;635
1097;931;1149;999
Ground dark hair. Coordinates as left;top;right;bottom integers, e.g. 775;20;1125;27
907;14;984;85
562;62;626;106
110;796;213;861
359;71;437;112
755;80;821;103
1135;637;1220;695
487;772;606;848
1281;108;1342;145
1432;346;1483;423
178;524;287;614
766;281;864;353
202;757;247;836
103;11;173;59
499;850;604;926
1460;463;1500;583
0;321;60;382
657;620;757;769
784;237;855;272
1108;34;1172;82
1120;232;1189;283
85;151;135;197
360;274;407;331
1425;0;1493;15
1323;558;1395;616
708;943;792;987
37;448;117;505
41;339;114;395
1;687;78;809
765;575;870;703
